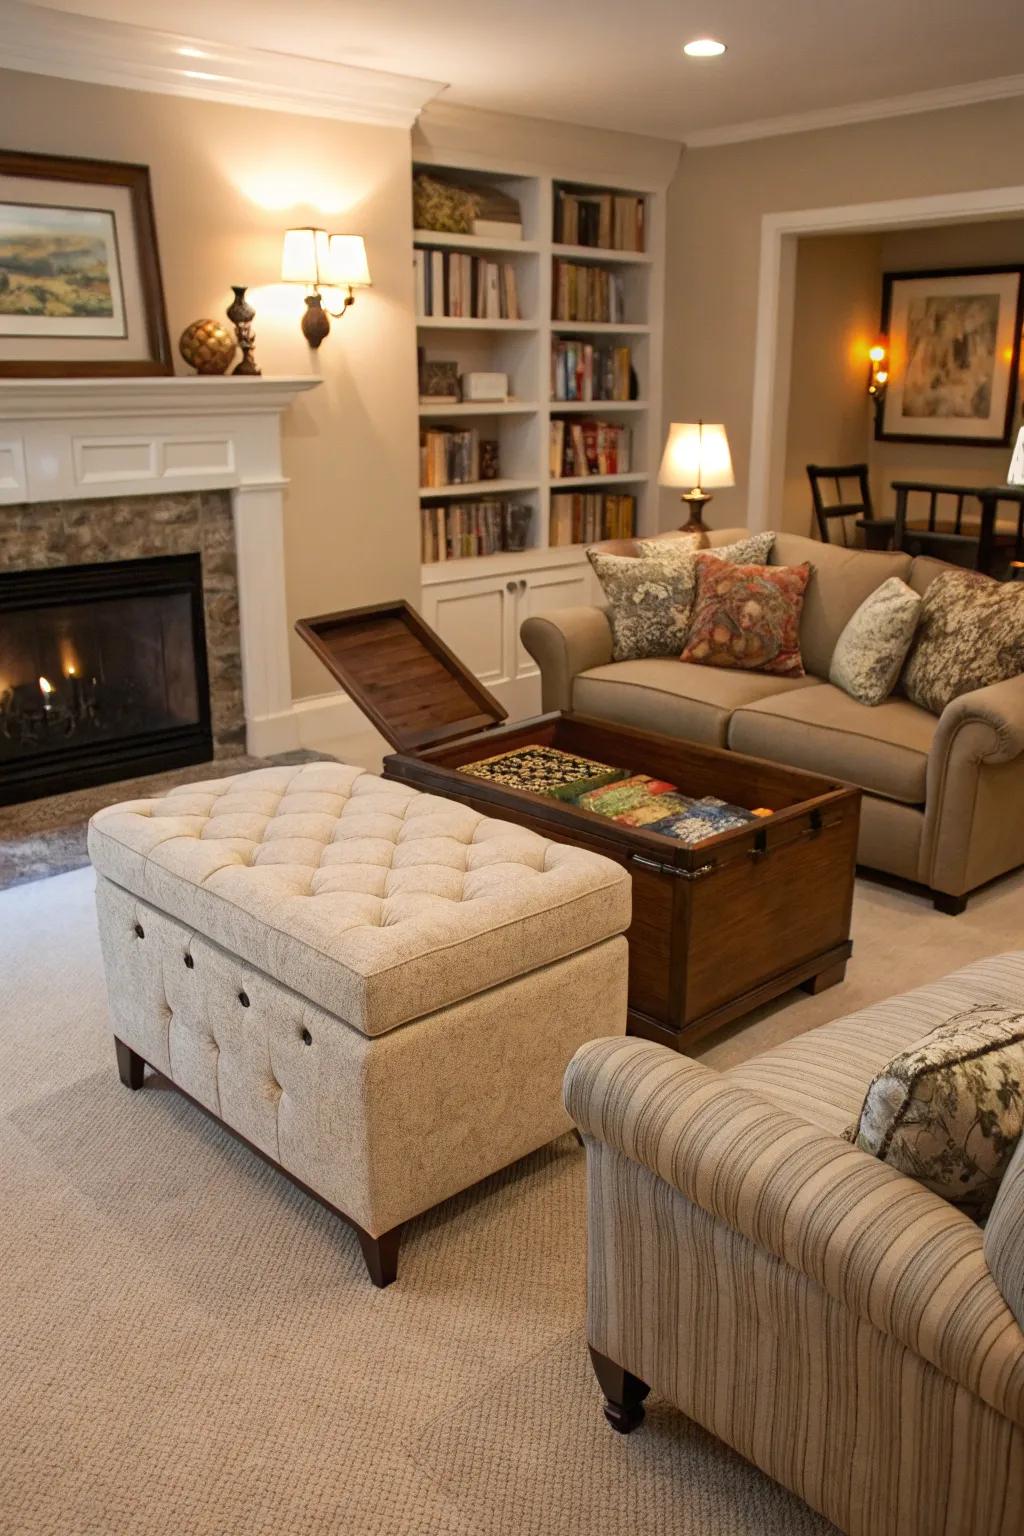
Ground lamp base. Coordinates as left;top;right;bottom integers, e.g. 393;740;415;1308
679;488;713;536
301;293;331;349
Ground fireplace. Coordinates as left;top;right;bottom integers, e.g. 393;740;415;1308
0;554;213;805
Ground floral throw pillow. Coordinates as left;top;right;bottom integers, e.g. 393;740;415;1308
637;530;775;566
900;569;1024;715
587;536;704;660
829;577;922;706
679;556;811;675
844;1004;1024;1218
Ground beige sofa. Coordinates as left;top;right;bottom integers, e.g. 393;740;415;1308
521;528;1024;912
565;951;1024;1536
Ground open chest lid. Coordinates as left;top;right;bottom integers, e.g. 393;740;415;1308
295;600;508;753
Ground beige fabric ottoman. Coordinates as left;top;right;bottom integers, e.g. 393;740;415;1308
88;761;630;1285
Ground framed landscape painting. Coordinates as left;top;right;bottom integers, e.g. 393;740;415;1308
877;265;1024;446
0;150;171;377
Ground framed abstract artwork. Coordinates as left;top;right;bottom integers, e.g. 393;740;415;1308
0;149;171;377
877;265;1024;446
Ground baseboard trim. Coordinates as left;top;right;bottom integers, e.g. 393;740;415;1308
246;691;367;758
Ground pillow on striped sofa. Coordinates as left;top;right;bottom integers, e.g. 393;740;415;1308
844;1003;1024;1218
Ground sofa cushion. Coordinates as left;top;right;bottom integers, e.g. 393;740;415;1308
725;950;1024;1139
728;682;936;803
985;1133;1024;1330
843;1003;1024;1218
573;659;821;747
88;761;632;1037
770;532;912;679
829;576;922;706
901;568;1024;715
680;555;811;676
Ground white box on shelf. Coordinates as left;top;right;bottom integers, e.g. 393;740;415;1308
462;372;509;402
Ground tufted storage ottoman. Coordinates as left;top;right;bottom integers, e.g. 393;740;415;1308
88;760;631;1285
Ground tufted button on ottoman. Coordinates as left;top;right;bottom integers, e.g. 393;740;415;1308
88;761;631;1286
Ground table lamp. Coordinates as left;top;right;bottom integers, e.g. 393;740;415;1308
658;421;734;534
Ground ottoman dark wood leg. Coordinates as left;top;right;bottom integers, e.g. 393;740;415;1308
356;1223;403;1288
802;960;847;995
114;1037;145;1090
933;890;968;916
589;1345;650;1433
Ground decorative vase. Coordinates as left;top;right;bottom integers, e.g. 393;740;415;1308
226;285;261;376
178;319;236;375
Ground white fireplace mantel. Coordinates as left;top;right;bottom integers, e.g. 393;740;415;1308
0;374;321;757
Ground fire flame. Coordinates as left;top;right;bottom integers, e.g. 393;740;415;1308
38;676;54;696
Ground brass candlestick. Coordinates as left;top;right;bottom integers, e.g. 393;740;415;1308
227;285;261;376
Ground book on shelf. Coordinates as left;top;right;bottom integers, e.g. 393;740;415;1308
549;492;636;546
555;189;645;253
549;418;632;478
551;341;632;402
420;427;481;488
421;499;532;562
552;260;627;323
414;247;520;320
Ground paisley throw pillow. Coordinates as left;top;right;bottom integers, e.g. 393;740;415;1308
680;556;811;675
829;577;922;706
900;569;1024;715
844;1004;1024;1218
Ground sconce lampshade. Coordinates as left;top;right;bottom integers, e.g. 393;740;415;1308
281;227;331;285
658;421;734;490
328;234;372;288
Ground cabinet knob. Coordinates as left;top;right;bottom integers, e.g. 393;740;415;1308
506;580;517;593
519;578;527;592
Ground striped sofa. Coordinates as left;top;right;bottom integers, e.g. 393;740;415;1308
565;953;1024;1536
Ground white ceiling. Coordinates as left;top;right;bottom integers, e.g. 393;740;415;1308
27;0;1024;141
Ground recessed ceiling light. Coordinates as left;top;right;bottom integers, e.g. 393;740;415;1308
683;38;726;58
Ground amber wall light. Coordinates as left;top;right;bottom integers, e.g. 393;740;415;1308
281;228;372;348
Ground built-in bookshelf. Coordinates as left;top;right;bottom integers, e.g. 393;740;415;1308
412;157;663;577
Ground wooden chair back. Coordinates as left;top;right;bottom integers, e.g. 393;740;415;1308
806;463;875;545
892;481;1024;574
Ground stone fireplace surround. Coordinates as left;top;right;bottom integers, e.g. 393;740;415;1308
0;377;320;759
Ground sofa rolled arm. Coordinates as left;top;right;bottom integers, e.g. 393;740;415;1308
520;606;613;713
565;1037;1024;1423
932;673;1024;769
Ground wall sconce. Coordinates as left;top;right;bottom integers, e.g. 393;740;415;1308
867;340;889;406
281;228;372;348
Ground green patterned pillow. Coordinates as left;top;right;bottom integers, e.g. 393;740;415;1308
637;531;775;565
829;577;922;706
845;1004;1024;1217
587;538;703;660
900;569;1024;715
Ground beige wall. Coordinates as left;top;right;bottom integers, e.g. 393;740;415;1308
663;95;1024;532
781;232;881;534
0;68;422;702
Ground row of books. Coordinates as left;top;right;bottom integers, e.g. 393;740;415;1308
555;189;646;253
421;501;532;563
549;492;636;547
420;428;480;487
550;419;632;479
414;249;520;320
551;341;632;402
552;260;628;323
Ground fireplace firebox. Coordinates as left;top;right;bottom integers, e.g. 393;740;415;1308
0;554;213;806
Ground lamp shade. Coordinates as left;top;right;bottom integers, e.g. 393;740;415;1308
658;422;734;489
281;227;330;284
327;234;371;288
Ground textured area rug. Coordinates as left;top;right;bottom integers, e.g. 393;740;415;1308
4;865;1023;1534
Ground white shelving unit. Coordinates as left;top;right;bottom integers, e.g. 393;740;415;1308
413;154;665;718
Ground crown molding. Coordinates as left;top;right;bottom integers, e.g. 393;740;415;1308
0;1;446;128
684;71;1024;149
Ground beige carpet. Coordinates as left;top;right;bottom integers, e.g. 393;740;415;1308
2;867;1022;1535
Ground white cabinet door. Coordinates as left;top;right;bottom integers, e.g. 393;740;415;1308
514;563;592;683
420;572;516;699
